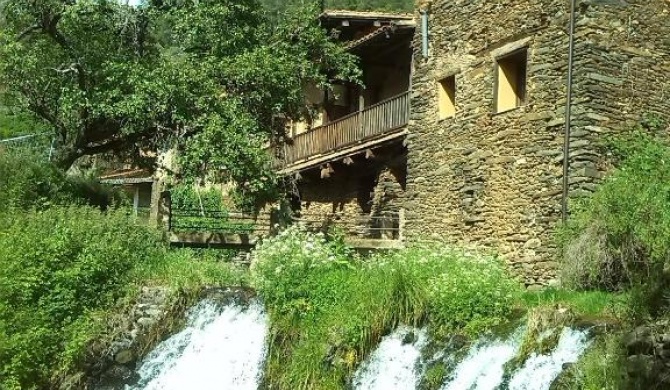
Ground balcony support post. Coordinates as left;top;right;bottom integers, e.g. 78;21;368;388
358;89;365;135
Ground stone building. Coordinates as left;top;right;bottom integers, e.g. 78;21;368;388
278;11;415;248
404;0;670;285
274;2;670;284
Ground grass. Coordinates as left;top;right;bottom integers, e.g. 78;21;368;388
0;206;250;390
134;248;250;291
551;333;625;390
250;226;638;390
521;288;629;319
252;227;522;390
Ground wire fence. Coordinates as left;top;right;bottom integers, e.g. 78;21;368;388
0;133;55;161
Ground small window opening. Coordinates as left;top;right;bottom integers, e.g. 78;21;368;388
438;75;456;119
495;49;527;113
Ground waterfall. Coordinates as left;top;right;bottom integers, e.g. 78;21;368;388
352;326;428;390
507;327;592;390
438;326;591;390
441;328;525;390
123;298;591;390
127;299;268;390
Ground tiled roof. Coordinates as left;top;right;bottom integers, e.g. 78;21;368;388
99;168;154;184
345;24;415;50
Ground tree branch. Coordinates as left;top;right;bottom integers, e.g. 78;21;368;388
16;24;41;41
20;84;67;143
44;18;87;92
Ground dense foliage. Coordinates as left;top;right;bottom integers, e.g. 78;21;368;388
0;0;359;206
0;208;162;389
252;226;522;389
0;105;46;139
0;152;247;389
559;117;670;301
0;150;122;212
262;0;414;13
554;116;670;389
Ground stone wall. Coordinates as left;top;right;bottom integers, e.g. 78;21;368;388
295;145;407;239
569;0;670;185
404;0;670;286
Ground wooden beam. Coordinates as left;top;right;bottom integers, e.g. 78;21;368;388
278;128;407;175
343;156;354;165
365;149;376;159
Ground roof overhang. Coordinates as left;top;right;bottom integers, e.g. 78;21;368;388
99;168;154;185
346;23;416;52
100;177;154;185
319;10;414;23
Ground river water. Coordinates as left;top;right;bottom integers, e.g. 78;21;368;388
128;300;591;390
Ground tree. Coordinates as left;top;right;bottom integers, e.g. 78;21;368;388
0;0;359;205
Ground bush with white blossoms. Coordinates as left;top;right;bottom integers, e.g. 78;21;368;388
253;230;523;389
251;225;353;317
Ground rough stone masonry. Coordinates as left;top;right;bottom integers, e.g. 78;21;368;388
404;0;670;286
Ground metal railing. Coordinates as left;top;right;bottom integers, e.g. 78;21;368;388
281;91;410;165
168;208;272;235
294;211;402;240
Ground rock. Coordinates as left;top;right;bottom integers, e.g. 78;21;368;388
145;308;163;318
524;238;542;249
626;354;663;378
624;326;655;355
97;364;139;388
114;349;135;365
137;317;156;328
402;331;417;345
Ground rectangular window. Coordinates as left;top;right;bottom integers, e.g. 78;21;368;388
438;75;456;119
495;49;527;113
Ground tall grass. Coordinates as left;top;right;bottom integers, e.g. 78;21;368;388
558;122;670;297
252;227;522;389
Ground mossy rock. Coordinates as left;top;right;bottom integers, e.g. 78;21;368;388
418;333;472;390
505;305;577;375
419;362;448;390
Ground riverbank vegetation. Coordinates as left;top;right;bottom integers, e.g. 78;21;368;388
552;116;670;389
252;226;614;389
0;152;247;390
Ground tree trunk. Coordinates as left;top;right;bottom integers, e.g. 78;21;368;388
52;147;80;171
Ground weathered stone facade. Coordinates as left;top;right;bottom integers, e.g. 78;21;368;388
404;0;670;285
295;145;407;241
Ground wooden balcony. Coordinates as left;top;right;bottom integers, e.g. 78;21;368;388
279;91;410;172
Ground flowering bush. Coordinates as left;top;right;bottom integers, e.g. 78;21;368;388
251;225;353;319
253;229;522;389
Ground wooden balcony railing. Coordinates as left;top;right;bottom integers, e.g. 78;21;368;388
281;91;410;166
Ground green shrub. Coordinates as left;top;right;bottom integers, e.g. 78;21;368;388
0;104;47;140
0;207;164;389
0;206;248;389
559;120;670;293
379;246;522;335
0;152;123;212
252;227;522;389
136;248;249;290
0;151;70;211
170;184;226;210
551;333;625;390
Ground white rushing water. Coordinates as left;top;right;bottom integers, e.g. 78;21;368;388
441;328;524;390
352;326;428;390
508;327;592;390
127;299;268;390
